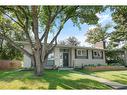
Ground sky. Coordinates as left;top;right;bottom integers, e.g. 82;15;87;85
56;8;115;47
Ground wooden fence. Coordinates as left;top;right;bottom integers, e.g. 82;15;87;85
0;60;22;70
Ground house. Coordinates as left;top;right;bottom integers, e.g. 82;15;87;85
22;42;106;68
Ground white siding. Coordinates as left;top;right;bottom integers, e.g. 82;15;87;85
73;49;106;68
23;45;32;68
71;48;75;67
125;50;127;65
59;52;63;67
54;47;61;67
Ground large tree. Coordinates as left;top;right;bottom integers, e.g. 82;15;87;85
59;36;80;46
85;24;111;49
66;36;80;46
109;6;127;49
0;6;102;76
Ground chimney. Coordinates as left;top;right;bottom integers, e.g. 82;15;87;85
94;41;104;49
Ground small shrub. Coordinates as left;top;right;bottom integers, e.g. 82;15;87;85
97;64;101;66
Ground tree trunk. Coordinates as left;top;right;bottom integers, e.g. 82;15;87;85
31;55;36;68
35;61;44;76
124;50;127;66
0;39;3;51
32;6;45;76
34;49;44;76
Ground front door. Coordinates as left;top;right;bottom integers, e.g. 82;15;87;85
63;53;69;67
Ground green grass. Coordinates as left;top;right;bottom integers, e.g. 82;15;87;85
0;69;111;89
77;69;127;85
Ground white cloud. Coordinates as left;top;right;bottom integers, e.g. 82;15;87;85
80;36;93;47
96;13;102;19
96;13;110;19
99;16;111;23
96;13;112;25
88;25;96;30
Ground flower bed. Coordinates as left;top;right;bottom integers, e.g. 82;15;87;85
84;66;127;71
0;60;22;70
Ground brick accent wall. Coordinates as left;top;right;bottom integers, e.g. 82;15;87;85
94;41;104;49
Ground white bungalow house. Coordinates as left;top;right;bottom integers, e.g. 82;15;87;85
22;42;107;68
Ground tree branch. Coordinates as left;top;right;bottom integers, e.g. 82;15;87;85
1;7;34;50
40;6;63;41
0;9;24;29
45;38;57;59
49;16;69;47
14;7;25;27
17;6;34;49
32;6;41;48
25;17;34;48
0;33;32;58
15;6;34;50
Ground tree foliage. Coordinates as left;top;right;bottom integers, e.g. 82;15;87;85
106;50;125;66
0;42;23;60
0;32;24;60
86;24;112;48
109;6;127;49
59;36;80;46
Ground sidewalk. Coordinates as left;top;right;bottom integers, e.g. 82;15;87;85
72;71;127;89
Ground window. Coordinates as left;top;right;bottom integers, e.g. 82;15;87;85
82;50;87;56
92;50;103;59
75;49;88;59
46;60;54;66
77;50;82;56
77;49;87;56
94;52;97;56
48;52;54;59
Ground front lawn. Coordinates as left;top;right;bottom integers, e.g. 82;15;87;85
77;69;127;85
0;70;110;89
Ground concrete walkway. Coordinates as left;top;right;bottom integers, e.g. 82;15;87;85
72;71;127;89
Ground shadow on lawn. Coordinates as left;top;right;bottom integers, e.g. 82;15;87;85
111;75;127;84
121;74;127;77
113;75;127;80
0;70;110;89
40;70;110;89
46;78;109;89
77;69;127;88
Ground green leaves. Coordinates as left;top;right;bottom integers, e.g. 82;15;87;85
0;42;23;60
76;6;103;24
109;6;127;49
86;24;111;44
39;6;103;33
59;36;80;46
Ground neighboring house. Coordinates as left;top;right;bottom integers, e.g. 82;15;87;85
22;42;106;68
